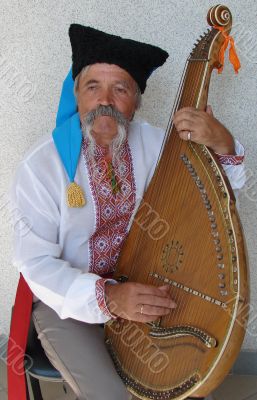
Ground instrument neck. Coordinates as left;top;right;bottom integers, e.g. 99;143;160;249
179;59;209;109
161;59;211;154
157;59;212;173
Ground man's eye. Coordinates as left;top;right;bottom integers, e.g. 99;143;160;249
87;85;97;91
115;87;127;94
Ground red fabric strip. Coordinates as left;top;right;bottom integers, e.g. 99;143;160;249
7;271;114;398
216;153;244;165
7;274;33;400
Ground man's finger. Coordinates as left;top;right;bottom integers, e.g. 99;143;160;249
158;285;171;292
175;119;195;133
173;112;198;126
135;283;173;298
174;106;196;115
138;304;173;316
178;130;195;141
138;294;177;309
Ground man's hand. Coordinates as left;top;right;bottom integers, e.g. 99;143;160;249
105;282;176;323
173;105;236;155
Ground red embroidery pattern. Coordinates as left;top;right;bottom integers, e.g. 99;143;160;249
216;153;244;165
83;139;136;276
95;278;114;318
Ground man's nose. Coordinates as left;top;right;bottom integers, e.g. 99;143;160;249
98;88;114;106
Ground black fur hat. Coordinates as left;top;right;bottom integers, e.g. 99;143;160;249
69;24;169;93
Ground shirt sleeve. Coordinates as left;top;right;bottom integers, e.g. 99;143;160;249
217;139;246;190
146;133;246;192
10;160;113;324
95;278;118;319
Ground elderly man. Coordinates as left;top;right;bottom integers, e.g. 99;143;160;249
10;25;245;400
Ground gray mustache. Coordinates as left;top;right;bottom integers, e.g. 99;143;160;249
83;105;129;127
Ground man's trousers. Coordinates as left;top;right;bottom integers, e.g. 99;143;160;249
32;301;131;400
32;301;211;400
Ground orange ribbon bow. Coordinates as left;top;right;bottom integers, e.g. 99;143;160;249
214;25;241;74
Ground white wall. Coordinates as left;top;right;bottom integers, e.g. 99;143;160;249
0;0;256;351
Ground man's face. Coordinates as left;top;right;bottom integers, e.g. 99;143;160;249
76;64;138;146
77;63;138;119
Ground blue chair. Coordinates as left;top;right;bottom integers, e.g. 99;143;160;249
25;316;66;399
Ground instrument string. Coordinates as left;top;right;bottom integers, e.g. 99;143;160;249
170;63;194;369
133;64;200;380
125;63;189;369
145;60;205;266
163;60;207;376
166;61;207;370
176;63;206;312
120;59;212;387
156;60;189;166
121;60;209;379
178;60;211;372
139;60;206;295
126;61;191;281
144;65;191;295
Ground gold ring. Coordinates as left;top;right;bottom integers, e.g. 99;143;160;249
187;131;192;141
140;305;144;314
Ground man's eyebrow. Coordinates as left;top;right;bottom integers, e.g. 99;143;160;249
83;79;99;87
82;78;133;89
114;80;131;89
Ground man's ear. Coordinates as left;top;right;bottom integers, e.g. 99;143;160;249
206;104;214;116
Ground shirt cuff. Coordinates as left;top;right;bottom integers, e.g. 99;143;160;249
215;139;245;165
95;278;117;319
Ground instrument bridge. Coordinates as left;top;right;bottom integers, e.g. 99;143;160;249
149;272;227;309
